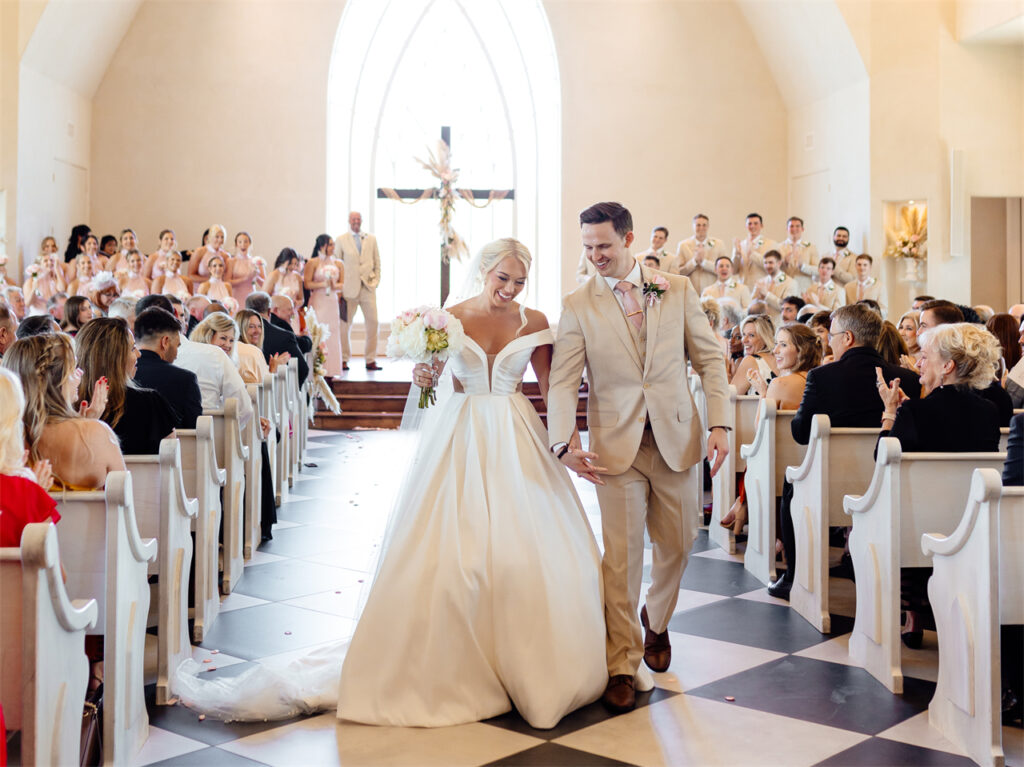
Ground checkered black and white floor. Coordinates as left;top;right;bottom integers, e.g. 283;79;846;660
135;430;1023;767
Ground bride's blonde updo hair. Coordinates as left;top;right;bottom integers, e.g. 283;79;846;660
473;238;532;336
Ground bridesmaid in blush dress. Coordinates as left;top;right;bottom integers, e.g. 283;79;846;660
143;229;177;281
303;234;344;377
153;251;192;302
227;231;266;307
197;254;236;311
265;248;305;333
116;250;151;298
187;224;231;282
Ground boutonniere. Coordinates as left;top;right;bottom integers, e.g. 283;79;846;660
724;278;737;290
775;273;787;284
706;238;716;248
642;274;669;306
755;237;764;247
825;281;835;292
801;240;811;248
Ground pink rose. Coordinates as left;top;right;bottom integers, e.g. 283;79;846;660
651;274;670;291
909;235;919;243
422;309;449;330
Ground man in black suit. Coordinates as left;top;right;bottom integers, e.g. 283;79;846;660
133;307;203;429
270;295;314;355
770;304;922;599
245;292;309;385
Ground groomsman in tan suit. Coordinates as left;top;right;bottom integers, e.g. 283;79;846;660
675;214;725;295
548;202;730;714
801;256;843;312
336;211;382;370
732;212;775;286
778;216;820;293
635;226;673;271
750;249;799;323
823;226;860;287
701;256;751;309
844;254;886;315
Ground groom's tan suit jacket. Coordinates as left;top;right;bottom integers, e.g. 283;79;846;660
548;267;729;475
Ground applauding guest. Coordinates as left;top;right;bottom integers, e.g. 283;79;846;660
76;317;177;455
702;256;751;309
133;307;203;429
986;313;1022;384
732;212;775;286
729;314;778;394
2;333;124;490
244;292;308;385
60;295;94;336
750;250;799;323
675;216;725;294
843;255;885;315
801;257;842;313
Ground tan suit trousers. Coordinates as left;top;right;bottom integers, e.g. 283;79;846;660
596;428;696;677
340;282;379;364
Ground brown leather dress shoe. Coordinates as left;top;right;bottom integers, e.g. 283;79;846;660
602;674;636;713
365;362;382;371
641;605;672;672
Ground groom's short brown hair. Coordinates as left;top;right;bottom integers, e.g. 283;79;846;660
580;202;633;239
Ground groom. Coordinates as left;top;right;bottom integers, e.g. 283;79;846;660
548;202;731;713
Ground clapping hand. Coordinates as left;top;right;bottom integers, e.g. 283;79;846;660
875;366;908;413
78;377;108;419
269;352;290;373
899;354;919;374
746;368;768;397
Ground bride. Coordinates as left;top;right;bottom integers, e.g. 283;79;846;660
174;238;610;729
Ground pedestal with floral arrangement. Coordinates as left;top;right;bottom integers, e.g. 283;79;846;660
884;204;928;282
302;307;342;414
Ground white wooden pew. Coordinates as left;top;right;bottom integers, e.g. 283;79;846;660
177;416;226;642
206;398;249;593
923;470;1024;767
243;381;265;558
287;357;302;483
842;439;1007;693
709;385;761;554
57;472;158;764
275;366;292;496
785;414;879;632
124;439;199;705
739;399;802;585
261;372;280;506
0;523;98;765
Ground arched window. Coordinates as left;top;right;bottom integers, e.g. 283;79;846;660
326;0;561;320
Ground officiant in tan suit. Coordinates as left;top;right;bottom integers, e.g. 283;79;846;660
548;202;730;714
336;211;382;371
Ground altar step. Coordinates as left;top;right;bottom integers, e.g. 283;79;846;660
312;376;588;431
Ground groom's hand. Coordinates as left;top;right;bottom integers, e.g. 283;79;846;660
706;427;730;478
561;449;607;486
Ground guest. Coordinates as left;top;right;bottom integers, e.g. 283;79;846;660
2;286;26;321
227;231;266;306
807;310;831;357
153;250;192;301
676;216;726;294
780;295;805;324
337;211;382;371
897;310;922;363
721;323;822;533
244;292;308;385
143;229;177;280
986;313;1022;382
973;305;995;323
47;292;67;324
185;295;210;335
642;255;660;269
771;305;922;599
1004;412;1023;488
264;248;305;332
1000;412;1024;724
61;295;94;336
635;225;672;271
825;226;860;286
87;272;121;315
801;256;842;312
23;245;67;303
67;253;97;296
116;250;150;298
234;309;287;382
1006;317;1024;408
0;303;17;358
270;295;313;355
75;318;176;455
0;369;59;548
107;296;138;325
750;250;799;324
729;314;778;394
197;254;235;308
62;224;91;272
843;254;885;316
167;294;187;326
133;308;203;429
700;297;730;364
104;228;139;274
777;216;819;292
1010;304;1024;324
16;315;60;339
876;321;909;366
2;333;123;490
702;256;751;309
303;234;344;377
876;322;1002;648
731;212;775;286
186;224;231;281
189;313;263;429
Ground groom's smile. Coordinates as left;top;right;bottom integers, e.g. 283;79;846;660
582;221;635;280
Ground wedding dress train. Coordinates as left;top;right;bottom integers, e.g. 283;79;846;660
173;329;607;729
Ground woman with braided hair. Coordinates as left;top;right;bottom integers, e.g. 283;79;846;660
2;333;124;490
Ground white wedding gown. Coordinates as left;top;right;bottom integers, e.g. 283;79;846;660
173;329;607;729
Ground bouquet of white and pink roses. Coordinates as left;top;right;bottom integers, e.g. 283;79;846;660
386;306;465;408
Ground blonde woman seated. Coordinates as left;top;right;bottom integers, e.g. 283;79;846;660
897;310;922;367
721;323;822;532
2;333;123;491
729;313;779;394
234;309;288;384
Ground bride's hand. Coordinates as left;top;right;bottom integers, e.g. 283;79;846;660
560;448;607;486
413;362;439;388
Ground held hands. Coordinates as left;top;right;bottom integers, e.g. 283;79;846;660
746;368;768;397
560;447;607;486
707;427;729;478
78;377;109;419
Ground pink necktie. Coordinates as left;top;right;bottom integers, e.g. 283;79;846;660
615;281;644;330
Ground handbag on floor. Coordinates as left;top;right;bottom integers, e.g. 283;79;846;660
79;684;102;767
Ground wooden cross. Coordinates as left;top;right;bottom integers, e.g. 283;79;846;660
376;126;514;305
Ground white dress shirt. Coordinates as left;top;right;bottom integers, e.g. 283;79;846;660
174;335;254;427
